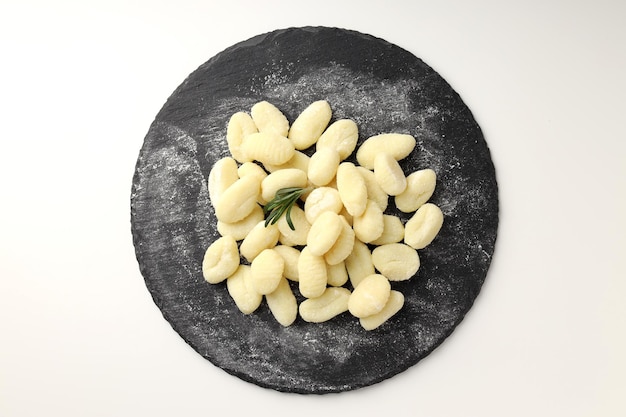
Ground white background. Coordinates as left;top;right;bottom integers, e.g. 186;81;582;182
1;1;625;416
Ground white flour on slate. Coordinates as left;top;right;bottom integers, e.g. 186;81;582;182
133;53;495;392
250;62;423;139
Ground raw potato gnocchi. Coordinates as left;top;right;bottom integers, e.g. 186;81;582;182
202;100;444;330
316;119;358;160
299;287;351;323
213;175;261;223
336;162;368;217
348;274;391;318
202;236;239;284
266;277;298;326
371;243;420;281
306;211;343;256
251;100;290;137
261;168;308;202
288;100;332;150
226;112;258;163
250;248;284;295
241;131;295;166
226;265;262;314
308;147;340;186
356;133;416;169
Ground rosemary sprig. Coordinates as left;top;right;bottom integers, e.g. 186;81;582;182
263;187;310;230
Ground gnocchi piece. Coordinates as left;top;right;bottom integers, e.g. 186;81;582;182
326;261;349;287
238;161;269;204
217;204;264;241
226;265;262;314
345;239;375;288
277;204;311;246
303;186;343;224
370;214;405;245
214;175;261;223
241;131;295;166
250;249;285;295
360;290;404;330
266;277;298;327
261;168;308;202
316;119;358;160
336;162;367;217
226;112;258;163
264;150;310;173
273;245;300;281
371;243;420;281
238;161;268;184
208;157;239;205
308;147;340;186
324;215;355;265
239;221;280;262
251;100;290;137
352;199;384;243
299;287;351;323
347;274;391;318
374;153;407;196
202;236;240;284
356;166;388;211
356;133;416;169
307;211;343;256
395;168;437;213
404;203;444;250
298;247;327;299
288;100;332;150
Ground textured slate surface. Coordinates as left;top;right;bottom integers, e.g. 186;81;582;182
130;26;499;394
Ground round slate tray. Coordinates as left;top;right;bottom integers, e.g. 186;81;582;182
130;26;498;394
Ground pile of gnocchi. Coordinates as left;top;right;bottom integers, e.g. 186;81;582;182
202;100;443;330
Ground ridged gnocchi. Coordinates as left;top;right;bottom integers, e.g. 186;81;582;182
241;131;295;166
202;100;443;330
298;247;328;299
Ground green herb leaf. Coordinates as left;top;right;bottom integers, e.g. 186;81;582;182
263;187;309;230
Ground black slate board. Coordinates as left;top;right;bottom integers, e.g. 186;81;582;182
130;26;498;394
